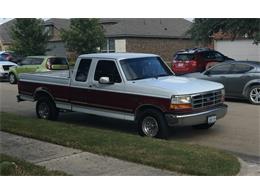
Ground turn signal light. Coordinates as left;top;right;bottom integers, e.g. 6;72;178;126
170;103;192;110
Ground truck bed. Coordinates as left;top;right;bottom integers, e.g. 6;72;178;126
19;70;70;86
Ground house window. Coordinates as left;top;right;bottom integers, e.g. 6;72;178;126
44;25;54;37
101;38;115;53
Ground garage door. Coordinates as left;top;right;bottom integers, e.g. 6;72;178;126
214;40;260;61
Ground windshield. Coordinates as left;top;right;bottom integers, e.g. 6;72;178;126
175;54;195;61
120;57;173;81
48;57;68;65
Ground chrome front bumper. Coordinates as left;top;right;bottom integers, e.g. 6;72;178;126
165;104;228;126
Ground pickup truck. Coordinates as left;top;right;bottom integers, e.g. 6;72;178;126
17;53;227;138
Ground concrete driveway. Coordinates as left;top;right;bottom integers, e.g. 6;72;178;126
0;82;259;163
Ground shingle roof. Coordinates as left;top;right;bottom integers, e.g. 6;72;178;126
100;18;192;39
0;18;192;44
44;18;70;30
0;19;16;44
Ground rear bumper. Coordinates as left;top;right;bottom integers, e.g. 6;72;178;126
165;104;228;126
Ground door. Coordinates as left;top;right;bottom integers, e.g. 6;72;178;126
87;59;131;113
203;63;233;94
225;63;255;97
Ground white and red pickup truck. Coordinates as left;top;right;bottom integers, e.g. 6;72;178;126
17;53;227;138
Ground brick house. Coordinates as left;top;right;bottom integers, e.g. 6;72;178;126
0;18;196;63
100;18;196;63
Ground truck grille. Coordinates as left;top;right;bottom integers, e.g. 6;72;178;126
3;65;13;71
192;90;222;109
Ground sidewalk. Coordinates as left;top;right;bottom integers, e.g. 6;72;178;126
0;131;175;176
1;131;259;176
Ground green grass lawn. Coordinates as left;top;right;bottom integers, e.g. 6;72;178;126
0;153;67;176
0;112;240;175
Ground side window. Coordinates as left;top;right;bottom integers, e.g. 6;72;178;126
213;52;224;61
207;64;232;75
20;58;33;65
94;60;122;83
75;59;92;82
31;58;44;65
231;64;254;74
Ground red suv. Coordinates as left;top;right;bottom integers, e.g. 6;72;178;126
171;48;233;75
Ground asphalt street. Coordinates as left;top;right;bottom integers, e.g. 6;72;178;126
0;82;259;163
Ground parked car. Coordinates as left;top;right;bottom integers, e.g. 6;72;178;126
0;59;18;81
17;53;227;138
8;56;69;84
184;61;260;105
171;48;233;75
0;51;23;63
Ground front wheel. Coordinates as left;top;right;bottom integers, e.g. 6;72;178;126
36;96;59;120
248;85;260;105
9;73;17;84
137;109;169;139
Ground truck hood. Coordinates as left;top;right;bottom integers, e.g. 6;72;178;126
128;76;224;98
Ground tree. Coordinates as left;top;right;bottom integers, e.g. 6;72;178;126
10;18;49;56
61;19;105;55
187;18;260;45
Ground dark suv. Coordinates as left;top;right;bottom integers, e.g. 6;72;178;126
171;48;233;75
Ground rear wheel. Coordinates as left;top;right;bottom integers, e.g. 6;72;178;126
137;109;169;139
192;123;215;129
36;96;59;120
248;85;260;105
9;73;17;84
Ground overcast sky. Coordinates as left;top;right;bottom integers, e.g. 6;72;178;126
0;18;12;25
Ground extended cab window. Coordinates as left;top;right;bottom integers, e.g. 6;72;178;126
94;60;122;83
75;59;92;82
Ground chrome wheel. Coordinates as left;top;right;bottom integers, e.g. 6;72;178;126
142;116;159;137
38;102;50;119
249;87;260;104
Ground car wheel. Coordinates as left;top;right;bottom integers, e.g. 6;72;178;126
9;73;17;84
248;85;260;105
36;96;59;120
192;123;215;129
137;109;169;139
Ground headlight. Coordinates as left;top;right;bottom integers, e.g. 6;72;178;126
170;95;192;109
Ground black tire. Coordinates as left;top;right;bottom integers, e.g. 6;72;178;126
9;73;17;84
192;122;215;129
36;96;59;120
247;85;260;105
137;109;169;139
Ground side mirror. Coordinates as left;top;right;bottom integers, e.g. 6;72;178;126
99;77;114;84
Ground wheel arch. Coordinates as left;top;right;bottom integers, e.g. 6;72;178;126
33;87;55;102
242;80;260;97
135;104;165;121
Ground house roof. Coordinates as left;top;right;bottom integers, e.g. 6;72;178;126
0;19;16;44
44;18;70;30
0;18;192;44
100;18;192;39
